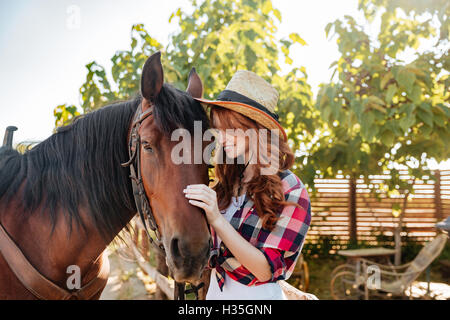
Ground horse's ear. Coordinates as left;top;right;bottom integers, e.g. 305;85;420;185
186;67;203;98
141;51;164;102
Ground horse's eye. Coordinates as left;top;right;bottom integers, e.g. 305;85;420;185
142;142;154;153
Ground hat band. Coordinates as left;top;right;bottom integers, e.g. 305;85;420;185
216;90;280;122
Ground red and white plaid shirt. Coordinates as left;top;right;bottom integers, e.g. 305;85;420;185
208;169;311;291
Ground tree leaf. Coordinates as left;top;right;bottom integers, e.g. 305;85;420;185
289;33;307;46
325;22;333;38
399;113;416;132
380;129;395;146
385;84;397;103
409;84;422;105
395;68;416;94
262;1;272;15
417;109;434;127
380;71;393;89
273;9;282;21
369;95;386;106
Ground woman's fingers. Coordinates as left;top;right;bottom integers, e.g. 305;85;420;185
185;184;215;195
188;199;208;209
184;184;221;226
184;185;216;201
188;184;211;189
183;188;207;195
185;192;211;204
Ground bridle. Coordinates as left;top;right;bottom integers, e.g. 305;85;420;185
121;104;165;253
121;101;206;300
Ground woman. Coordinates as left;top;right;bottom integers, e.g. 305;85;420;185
183;70;311;299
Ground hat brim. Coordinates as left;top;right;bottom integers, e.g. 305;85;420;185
194;97;287;141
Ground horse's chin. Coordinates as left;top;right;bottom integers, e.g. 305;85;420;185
165;256;205;283
173;272;203;284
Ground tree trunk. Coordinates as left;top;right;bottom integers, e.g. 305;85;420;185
434;170;442;220
394;176;416;265
349;176;357;243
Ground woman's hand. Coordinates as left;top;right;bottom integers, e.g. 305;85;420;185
184;184;272;282
183;184;222;226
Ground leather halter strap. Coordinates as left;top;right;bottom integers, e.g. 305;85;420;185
122;103;165;254
0;222;110;300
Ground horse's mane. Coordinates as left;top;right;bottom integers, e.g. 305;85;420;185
0;84;209;240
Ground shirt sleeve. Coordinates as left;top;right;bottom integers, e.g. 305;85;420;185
254;178;312;284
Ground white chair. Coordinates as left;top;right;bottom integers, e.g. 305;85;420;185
331;233;448;299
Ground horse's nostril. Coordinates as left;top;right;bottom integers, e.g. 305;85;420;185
170;237;211;268
170;237;182;259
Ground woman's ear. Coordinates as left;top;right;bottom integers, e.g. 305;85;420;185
141;51;164;102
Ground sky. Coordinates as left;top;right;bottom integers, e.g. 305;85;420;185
0;0;448;169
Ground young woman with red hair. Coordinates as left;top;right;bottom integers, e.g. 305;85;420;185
184;70;311;300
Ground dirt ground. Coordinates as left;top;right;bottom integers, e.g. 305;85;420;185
100;245;155;300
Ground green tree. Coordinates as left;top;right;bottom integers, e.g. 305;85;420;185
311;0;449;247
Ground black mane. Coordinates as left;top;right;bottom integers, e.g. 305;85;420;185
0;84;209;240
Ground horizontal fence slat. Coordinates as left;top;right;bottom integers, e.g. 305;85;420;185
305;169;449;246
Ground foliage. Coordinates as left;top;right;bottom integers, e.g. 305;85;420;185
53;104;80;128
53;0;318;184
53;0;449;201
307;0;449;196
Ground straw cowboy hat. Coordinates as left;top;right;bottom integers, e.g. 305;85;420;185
194;70;287;141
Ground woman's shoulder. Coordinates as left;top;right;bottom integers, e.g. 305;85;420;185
277;170;312;224
278;169;307;194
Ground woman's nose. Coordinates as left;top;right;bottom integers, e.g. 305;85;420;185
217;130;227;144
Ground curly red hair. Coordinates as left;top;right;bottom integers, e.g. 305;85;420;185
208;105;304;231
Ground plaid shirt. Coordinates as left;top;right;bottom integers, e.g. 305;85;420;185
208;169;311;291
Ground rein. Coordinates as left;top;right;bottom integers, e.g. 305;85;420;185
121;102;205;300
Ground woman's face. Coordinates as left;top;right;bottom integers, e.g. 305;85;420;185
217;129;247;159
213;114;248;159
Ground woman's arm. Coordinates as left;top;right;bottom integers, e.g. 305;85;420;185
184;184;272;282
210;214;272;282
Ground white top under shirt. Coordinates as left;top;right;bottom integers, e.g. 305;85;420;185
206;194;286;300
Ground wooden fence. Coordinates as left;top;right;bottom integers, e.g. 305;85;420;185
306;169;450;246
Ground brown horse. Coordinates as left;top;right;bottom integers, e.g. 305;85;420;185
0;52;211;299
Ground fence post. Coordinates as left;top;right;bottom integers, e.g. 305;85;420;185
349;176;357;243
434;170;442;221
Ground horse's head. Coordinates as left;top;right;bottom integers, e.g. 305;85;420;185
136;52;211;282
